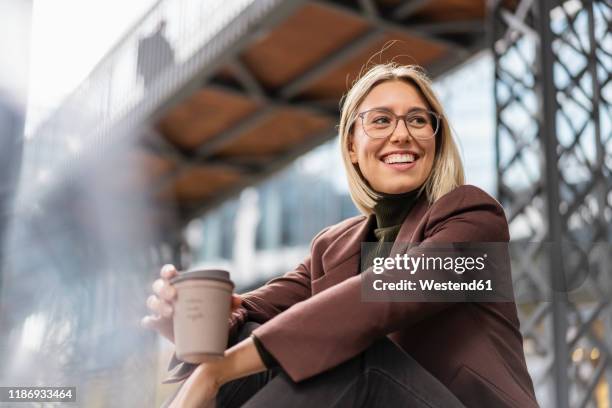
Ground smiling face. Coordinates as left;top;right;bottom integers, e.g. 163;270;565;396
348;80;437;194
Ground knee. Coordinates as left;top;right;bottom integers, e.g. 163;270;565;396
363;337;422;379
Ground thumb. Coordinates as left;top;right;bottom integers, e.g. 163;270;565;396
231;294;242;310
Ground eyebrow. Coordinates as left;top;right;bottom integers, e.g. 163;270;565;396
370;106;429;113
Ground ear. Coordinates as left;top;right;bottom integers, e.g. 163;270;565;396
348;134;358;164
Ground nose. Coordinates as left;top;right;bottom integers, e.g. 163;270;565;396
389;117;412;144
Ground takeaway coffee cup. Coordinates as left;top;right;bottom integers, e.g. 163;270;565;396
170;269;234;363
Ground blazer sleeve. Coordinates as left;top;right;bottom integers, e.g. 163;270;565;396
251;185;510;382
162;227;329;383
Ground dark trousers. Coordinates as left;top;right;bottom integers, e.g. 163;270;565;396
165;322;465;408
220;322;464;408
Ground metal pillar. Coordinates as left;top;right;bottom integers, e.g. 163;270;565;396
490;0;611;407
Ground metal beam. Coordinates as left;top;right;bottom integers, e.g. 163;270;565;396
206;82;338;118
496;0;538;54
278;28;386;100
191;83;338;160
202;156;268;173
393;0;431;21
228;58;270;102
420;37;486;80
279;0;474;100
586;0;606;230
140;125;191;161
149;80;339;195
316;0;470;55
193;106;275;158
150;107;274;195
536;1;569;405
408;19;485;35
357;0;379;18
140;114;274;177
179;129;337;224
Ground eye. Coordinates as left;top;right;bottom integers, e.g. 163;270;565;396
408;113;430;127
373;115;391;124
365;111;393;126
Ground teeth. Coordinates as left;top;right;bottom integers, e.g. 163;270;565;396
383;153;416;164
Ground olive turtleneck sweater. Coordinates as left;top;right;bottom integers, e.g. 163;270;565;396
372;188;421;241
253;188;422;369
362;188;422;271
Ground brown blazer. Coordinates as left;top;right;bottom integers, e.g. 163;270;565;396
164;185;538;408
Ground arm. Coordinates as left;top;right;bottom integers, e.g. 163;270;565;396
238;254;315;323
163;227;330;383
216;337;267;384
252;186;510;382
162;261;311;383
167;338;266;408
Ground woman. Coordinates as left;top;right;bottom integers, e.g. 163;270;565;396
142;63;539;407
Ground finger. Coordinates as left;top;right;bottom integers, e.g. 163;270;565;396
161;264;178;279
152;279;164;295
146;294;162;314
160;284;176;302
140;314;160;330
148;295;174;317
230;294;242;312
153;279;177;301
231;294;242;308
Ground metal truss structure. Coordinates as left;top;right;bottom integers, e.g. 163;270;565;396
490;0;611;406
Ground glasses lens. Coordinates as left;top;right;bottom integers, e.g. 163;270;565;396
407;110;438;139
363;110;395;139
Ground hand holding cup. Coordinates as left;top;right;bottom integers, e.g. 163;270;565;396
141;264;242;347
141;264;179;343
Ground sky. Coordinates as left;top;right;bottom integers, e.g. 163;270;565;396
0;0;31;105
26;0;157;135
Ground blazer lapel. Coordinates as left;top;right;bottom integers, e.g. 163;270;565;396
321;214;375;281
318;192;430;292
390;191;431;256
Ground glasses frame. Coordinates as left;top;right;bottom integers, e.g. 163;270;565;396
357;108;443;140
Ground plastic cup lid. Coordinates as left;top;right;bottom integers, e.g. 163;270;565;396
170;269;234;288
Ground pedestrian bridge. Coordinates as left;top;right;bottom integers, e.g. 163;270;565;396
20;0;494;231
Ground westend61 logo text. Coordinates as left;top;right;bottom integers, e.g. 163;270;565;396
362;243;534;302
372;253;488;275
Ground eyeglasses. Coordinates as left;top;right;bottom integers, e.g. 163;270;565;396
357;108;442;140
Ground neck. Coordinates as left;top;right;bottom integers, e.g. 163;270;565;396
373;188;421;229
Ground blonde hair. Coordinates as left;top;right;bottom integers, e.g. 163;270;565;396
338;62;465;215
